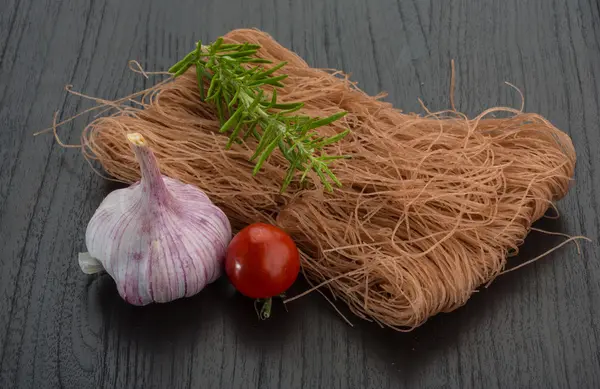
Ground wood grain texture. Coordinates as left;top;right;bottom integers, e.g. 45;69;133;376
0;0;599;388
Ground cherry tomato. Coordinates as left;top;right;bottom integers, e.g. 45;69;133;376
225;222;300;299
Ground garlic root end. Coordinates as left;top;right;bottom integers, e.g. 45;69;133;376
127;132;146;146
78;252;105;274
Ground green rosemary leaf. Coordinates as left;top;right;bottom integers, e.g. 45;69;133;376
319;154;352;161
220;105;244;133
321;164;342;187
278;104;305;115
277;116;310;129
253;134;281;175
296;120;314;136
278;139;292;160
250;74;288;87
267;102;304;110
222;88;232;109
240;58;272;64
307;112;348;130
228;88;240;108
281;160;300;192
224;49;259;58
314;166;333;192
268;89;278;108
313;129;350;148
243;120;259;141
294;115;312;123
267;79;288;87
195;40;203;58
196;62;205;99
206;76;219;100
222;102;232;120
216;43;243;50
169;51;197;73
310;135;326;144
299;162;313;182
215;99;225;124
258;61;287;78
227;119;246;148
206;55;215;68
249;68;264;81
172;62;193;77
251;123;274;161
247;90;264;115
212;37;224;52
201;68;213;80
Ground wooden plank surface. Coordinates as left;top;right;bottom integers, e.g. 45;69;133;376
0;0;599;388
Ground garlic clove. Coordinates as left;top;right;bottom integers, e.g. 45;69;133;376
78;252;105;274
79;132;232;305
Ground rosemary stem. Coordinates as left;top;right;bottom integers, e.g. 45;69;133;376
170;38;349;191
237;91;321;174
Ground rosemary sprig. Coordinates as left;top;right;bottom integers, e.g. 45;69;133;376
169;37;350;192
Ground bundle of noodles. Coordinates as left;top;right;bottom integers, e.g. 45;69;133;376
74;29;576;330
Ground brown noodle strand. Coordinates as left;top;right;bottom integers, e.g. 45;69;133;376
450;59;457;112
498;235;591;276
56;28;581;330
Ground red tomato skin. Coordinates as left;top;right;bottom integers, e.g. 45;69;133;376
225;223;300;299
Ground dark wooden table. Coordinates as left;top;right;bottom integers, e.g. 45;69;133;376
1;0;599;388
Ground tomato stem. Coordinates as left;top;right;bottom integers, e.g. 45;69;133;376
255;297;272;320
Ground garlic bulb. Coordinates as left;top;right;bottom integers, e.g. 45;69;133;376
79;133;232;305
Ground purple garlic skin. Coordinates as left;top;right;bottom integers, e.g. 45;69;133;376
79;133;232;305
